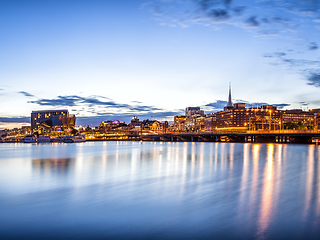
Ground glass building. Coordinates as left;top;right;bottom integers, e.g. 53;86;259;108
31;110;76;132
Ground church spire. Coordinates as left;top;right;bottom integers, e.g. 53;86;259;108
227;83;232;107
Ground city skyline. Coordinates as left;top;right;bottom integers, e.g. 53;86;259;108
1;0;320;128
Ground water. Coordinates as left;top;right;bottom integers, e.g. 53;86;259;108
1;141;320;239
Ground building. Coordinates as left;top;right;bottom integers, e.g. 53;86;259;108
282;109;314;130
31;110;76;132
185;107;204;117
150;121;163;132
100;120;126;132
184;115;206;132
216;105;282;131
141;119;157;131
233;103;245;109
129;116;141;128
310;109;320;130
204;113;216;131
174;115;188;131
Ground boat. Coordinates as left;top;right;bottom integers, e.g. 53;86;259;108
63;135;86;143
36;136;51;143
72;135;86;142
50;137;64;143
23;136;37;143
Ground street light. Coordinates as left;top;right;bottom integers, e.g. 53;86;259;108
279;121;281;133
269;110;272;131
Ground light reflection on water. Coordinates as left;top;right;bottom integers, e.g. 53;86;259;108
1;142;320;239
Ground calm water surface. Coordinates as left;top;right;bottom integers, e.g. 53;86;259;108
1;141;320;239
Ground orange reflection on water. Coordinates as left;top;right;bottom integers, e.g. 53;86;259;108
304;145;315;218
33;158;74;174
253;144;260;161
274;144;282;197
277;144;282;162
258;144;275;237
198;143;205;183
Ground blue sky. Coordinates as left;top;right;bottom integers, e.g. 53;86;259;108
1;0;320;128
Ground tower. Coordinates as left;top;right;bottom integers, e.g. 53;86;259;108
227;83;232;107
224;83;233;110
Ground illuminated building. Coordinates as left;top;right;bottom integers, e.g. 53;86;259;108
150;121;163;132
205;113;216;131
217;86;284;130
282;110;314;130
174;115;188;131
215;104;316;131
141;119;158;130
233;103;245;109
185;107;204;117
310;109;320;130
129;116;141;128
100;120;126;132
185;115;206;132
31;110;76;132
216;104;282;131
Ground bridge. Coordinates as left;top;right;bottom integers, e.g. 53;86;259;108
138;130;320;144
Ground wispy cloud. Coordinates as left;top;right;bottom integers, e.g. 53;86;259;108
27;94;184;119
203;99;290;111
0;110;184;127
273;103;291;109
18;91;35;97
29;95;162;112
263;51;320;87
309;42;319;50
204;100;227;111
299;101;309;106
245;16;259;27
307;72;320;87
0;117;31;123
143;0;320;48
30;95;81;106
77;110;183;126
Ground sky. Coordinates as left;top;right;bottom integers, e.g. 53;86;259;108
0;0;320;128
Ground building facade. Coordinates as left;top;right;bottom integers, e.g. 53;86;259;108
214;105;316;131
282;110;314;130
31;110;75;132
174;115;188;131
185;107;204;118
204;113;216;131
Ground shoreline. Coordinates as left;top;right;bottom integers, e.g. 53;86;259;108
2;132;320;144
